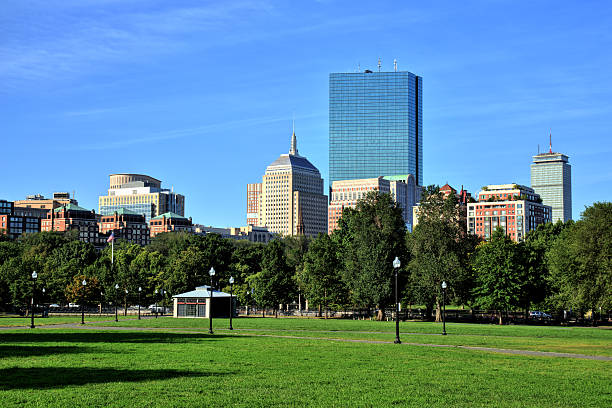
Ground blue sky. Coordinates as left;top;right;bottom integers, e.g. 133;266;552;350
1;0;611;226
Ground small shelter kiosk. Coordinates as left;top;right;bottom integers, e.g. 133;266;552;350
173;286;235;318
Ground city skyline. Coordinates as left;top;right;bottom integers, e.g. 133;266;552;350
1;1;611;226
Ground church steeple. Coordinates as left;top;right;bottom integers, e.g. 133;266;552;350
289;121;298;156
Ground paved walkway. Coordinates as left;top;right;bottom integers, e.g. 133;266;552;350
3;322;610;361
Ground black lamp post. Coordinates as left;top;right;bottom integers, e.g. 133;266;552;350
441;281;447;336
392;257;401;344
229;276;234;330
114;284;119;322
81;279;87;325
100;291;104;315
209;267;215;334
138;287;142;320
42;288;46;318
30;271;37;329
124;289;128;316
154;289;159;318
159;289;164;316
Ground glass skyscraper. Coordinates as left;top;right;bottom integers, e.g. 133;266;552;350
329;70;423;187
531;151;572;223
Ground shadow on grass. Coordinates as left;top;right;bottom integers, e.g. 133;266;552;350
0;345;89;358
0;331;239;345
0;367;234;389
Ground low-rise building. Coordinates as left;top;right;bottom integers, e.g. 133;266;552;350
328;175;418;233
194;224;273;243
467;184;552;242
98;208;150;246
173;286;235;318
14;192;78;213
41;203;101;244
149;212;194;238
0;199;42;239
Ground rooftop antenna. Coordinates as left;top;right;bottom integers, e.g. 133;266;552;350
538;144;540;154
393;59;397;72
357;62;361;73
549;130;553;153
377;58;382;72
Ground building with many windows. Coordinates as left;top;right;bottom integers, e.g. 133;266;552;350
328;175;418;233
99;174;185;223
467;184;551;242
531;146;572;223
329;66;423;189
149;212;194;238
194;224;273;243
41;203;102;244
98;208;150;246
246;183;262;225
14;192;78;217
0;199;41;239
249;131;328;237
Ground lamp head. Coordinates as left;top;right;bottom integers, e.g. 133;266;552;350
392;257;401;269
42;288;45;293
138;287;142;292
209;267;215;277
31;271;38;279
115;284;119;289
82;279;87;286
229;276;234;285
441;281;447;289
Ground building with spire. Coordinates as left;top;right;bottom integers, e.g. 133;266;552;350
531;135;572;223
247;130;327;236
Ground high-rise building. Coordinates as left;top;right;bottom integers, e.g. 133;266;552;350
251;131;327;237
467;184;552;242
329;67;423;188
531;141;572;223
98;174;185;223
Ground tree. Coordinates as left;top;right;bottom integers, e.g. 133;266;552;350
228;241;264;308
300;233;348;317
407;186;478;321
472;227;526;324
248;239;296;317
65;274;101;306
523;220;570;315
547;202;611;322
335;191;407;320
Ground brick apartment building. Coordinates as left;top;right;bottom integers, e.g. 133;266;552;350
41;203;102;244
98;208;150;246
149;212;194;238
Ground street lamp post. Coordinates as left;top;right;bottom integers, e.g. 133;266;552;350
30;271;37;329
209;267;215;334
229;276;234;330
81;279;87;325
392;257;401;344
154;289;159;318
42;288;46;318
124;289;128;316
114;284;119;322
441;281;447;336
138;287;142;320
159;289;164;316
100;291;104;315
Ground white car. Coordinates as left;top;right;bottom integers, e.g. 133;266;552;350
529;311;552;319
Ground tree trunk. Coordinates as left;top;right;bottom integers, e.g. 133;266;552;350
318;304;322;318
425;304;433;321
262;308;265;318
124;296;127;316
274;308;278;318
435;298;442;323
498;311;503;325
377;308;385;321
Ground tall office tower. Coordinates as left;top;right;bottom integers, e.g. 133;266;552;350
254;131;328;237
99;174;185;223
329;66;423;188
531;139;572;223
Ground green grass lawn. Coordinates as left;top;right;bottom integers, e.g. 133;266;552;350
90;316;612;357
0;315;137;327
0;318;610;407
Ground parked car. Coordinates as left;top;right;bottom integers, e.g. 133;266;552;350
529;311;552;319
49;304;60;308
149;304;165;313
68;303;80;308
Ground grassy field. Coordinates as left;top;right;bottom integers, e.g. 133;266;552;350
0;318;610;407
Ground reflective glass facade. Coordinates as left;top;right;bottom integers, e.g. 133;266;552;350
329;71;422;187
531;153;572;222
